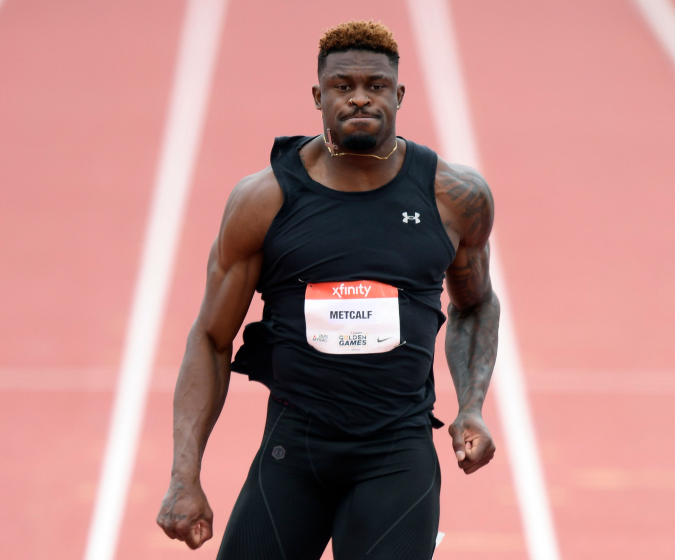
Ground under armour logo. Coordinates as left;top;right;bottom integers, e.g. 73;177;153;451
272;446;286;460
402;212;420;224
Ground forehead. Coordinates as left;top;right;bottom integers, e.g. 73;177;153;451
320;50;397;81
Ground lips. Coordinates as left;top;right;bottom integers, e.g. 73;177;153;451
342;113;379;121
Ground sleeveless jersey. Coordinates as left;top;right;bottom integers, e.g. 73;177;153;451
232;136;456;435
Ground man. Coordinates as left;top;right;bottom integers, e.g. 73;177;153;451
158;20;499;560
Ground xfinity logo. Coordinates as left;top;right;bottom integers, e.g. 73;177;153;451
402;212;420;224
332;283;372;298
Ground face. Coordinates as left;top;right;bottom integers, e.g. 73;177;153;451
313;50;405;151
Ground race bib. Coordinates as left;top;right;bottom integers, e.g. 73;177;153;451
304;280;400;354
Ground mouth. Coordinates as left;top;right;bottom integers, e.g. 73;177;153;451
341;112;379;121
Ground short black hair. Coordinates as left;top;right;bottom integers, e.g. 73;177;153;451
318;21;400;75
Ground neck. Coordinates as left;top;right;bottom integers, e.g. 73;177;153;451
322;132;400;170
302;134;406;193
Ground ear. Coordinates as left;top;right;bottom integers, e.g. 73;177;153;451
312;85;321;110
396;84;406;108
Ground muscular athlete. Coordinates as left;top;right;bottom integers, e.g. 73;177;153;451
158;21;499;559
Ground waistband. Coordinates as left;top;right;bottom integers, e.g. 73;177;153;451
267;393;441;440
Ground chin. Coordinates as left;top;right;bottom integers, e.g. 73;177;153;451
342;132;378;152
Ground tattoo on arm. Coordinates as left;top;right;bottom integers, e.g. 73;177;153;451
446;247;489;306
438;163;499;413
446;293;500;413
437;166;494;246
159;482;188;522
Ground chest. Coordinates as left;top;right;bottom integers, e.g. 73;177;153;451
264;186;455;287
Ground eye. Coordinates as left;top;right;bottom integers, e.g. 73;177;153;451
335;84;350;91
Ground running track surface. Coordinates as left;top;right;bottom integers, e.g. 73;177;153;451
1;1;674;559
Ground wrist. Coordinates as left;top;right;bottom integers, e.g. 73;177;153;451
170;465;201;486
457;406;483;417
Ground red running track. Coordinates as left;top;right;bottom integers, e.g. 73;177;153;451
1;1;674;559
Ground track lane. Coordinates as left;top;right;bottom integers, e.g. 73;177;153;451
0;2;186;559
84;1;229;558
450;0;675;558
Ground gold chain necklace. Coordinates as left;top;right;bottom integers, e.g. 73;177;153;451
322;128;398;160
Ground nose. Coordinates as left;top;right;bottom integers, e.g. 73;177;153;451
349;88;371;107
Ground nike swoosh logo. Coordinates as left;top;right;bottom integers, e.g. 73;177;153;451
377;337;392;343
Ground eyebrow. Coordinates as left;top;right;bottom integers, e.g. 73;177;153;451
332;73;392;80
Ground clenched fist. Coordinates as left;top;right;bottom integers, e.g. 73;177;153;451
448;411;496;474
157;478;214;549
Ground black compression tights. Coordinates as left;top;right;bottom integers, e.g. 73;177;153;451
216;397;441;560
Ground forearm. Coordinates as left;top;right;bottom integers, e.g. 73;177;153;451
171;323;231;481
446;290;500;413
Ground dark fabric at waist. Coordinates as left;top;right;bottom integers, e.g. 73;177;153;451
269;391;444;438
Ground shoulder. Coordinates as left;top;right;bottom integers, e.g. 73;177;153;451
224;166;282;215
218;166;283;257
434;157;492;207
434;157;494;247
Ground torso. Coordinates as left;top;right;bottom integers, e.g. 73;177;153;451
232;135;457;435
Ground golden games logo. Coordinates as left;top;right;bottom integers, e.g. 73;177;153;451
338;332;368;347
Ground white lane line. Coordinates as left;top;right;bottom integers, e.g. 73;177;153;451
405;2;561;560
83;1;228;559
431;531;445;559
633;0;675;70
435;532;445;548
488;249;561;560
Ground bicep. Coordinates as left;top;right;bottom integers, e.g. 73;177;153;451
436;160;495;310
446;242;492;311
196;239;263;351
194;169;282;349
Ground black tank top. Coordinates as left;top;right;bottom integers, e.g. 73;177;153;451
232;136;456;435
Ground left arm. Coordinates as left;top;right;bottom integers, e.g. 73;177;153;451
436;160;500;474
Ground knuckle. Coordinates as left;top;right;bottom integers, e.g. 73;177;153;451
175;520;190;534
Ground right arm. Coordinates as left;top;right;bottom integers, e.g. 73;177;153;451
156;167;282;549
